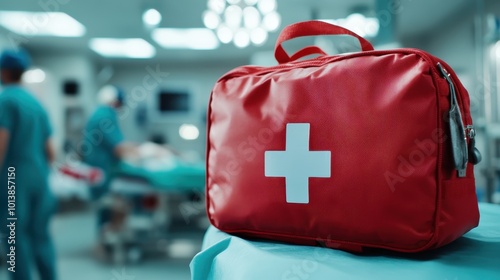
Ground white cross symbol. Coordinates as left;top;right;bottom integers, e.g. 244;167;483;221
265;123;331;204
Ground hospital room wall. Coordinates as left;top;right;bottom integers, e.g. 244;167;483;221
420;5;479;104
418;2;490;195
0;40;238;161
0;34;7;50
420;0;500;121
0;36;79;159
29;55;235;160
107;62;241;158
32;54;98;158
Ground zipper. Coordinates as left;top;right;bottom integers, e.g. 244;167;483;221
437;62;468;177
466;125;482;165
465;125;475;139
220;48;443;80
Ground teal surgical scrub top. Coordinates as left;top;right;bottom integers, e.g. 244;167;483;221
0;85;52;185
82;105;124;196
0;85;58;280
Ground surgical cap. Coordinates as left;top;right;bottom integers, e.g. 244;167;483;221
98;85;126;106
0;49;31;71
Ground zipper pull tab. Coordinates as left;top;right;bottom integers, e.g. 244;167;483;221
437;63;468;177
466;125;482;165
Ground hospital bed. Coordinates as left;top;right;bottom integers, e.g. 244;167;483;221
49;143;206;263
115;157;205;192
50;153;205;199
190;203;500;280
99;156;206;263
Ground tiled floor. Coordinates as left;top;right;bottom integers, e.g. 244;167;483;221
1;208;206;280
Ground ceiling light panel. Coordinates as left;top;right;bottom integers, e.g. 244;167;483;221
152;28;219;50
89;38;156;58
0;11;86;37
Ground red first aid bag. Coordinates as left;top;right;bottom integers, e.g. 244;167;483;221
206;21;480;252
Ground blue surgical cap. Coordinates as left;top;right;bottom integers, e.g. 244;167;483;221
0;49;31;71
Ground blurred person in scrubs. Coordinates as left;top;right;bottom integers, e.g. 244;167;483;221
82;85;137;225
0;49;57;280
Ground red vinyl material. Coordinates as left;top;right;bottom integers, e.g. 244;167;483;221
206;21;479;253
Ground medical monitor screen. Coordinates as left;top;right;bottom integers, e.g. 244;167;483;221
158;91;190;112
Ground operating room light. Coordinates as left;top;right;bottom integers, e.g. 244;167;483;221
179;124;200;141
257;0;276;14
321;13;379;38
143;9;162;27
234;28;250;48
243;7;260;29
262;11;281;32
216;25;233;44
203;10;221;29
208;0;226;14
89;38;156;58
203;0;281;48
250;27;267;45
0;11;86;37
152;28;220;50
226;5;243;29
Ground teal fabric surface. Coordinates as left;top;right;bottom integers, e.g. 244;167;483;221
116;159;205;192
191;203;500;280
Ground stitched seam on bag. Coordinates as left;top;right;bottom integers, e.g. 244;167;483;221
219;49;439;80
429;59;443;252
